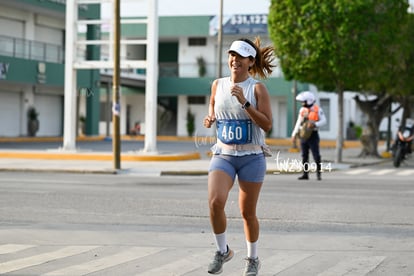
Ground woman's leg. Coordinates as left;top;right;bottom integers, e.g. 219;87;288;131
207;169;235;274
208;170;234;235
238;180;263;243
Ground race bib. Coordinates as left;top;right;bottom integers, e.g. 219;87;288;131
217;119;252;144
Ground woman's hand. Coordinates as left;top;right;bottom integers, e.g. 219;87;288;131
230;85;246;104
203;115;216;128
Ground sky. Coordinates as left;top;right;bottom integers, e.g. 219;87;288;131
101;0;414;18
101;0;271;18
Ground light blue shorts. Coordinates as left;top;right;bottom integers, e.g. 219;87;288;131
209;153;266;183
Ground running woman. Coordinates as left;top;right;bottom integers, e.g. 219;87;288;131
204;37;275;275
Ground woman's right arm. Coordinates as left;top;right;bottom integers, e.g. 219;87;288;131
204;79;217;128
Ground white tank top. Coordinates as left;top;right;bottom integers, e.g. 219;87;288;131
211;76;265;156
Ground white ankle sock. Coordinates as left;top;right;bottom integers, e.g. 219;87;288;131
214;232;227;253
246;240;258;259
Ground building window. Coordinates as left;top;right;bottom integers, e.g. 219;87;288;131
188;37;207;46
188;96;206;104
319;98;330;131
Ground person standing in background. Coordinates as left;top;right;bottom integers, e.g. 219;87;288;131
203;37;275;275
291;91;327;180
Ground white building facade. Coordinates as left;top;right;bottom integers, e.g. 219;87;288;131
1;0;402;140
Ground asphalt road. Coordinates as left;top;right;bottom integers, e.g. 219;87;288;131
0;140;211;155
0;168;413;275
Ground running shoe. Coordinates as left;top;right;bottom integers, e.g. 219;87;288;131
207;246;234;274
243;257;260;276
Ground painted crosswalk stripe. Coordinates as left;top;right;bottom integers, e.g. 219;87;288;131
227;253;313;276
0;244;35;254
345;169;371;175
370;169;395;175
317;256;386;276
396;169;414;176
261;253;313;274
0;246;98;274
45;247;162;276
138;249;222;276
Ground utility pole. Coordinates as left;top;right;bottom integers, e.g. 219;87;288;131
217;0;223;78
291;80;298;150
112;0;121;169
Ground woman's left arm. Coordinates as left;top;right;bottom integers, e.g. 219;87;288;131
244;82;273;132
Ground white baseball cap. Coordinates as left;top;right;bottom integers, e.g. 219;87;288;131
296;91;316;105
228;40;257;58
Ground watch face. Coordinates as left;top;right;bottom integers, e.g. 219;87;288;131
244;101;251;108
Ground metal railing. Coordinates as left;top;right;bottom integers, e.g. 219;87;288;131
0;35;64;63
98;61;224;78
0;34;261;78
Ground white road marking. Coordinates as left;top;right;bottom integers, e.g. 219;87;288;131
0;246;97;274
227;252;313;276
317;256;386;276
370;169;395;175
0;244;35;254
45;247;162;276
138;249;239;276
396;169;414;176
345;169;371;175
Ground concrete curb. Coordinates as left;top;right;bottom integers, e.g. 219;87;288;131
0;150;201;162
0;136;389;175
0;135;369;148
0;167;117;174
0;136;201;162
0;160;385;176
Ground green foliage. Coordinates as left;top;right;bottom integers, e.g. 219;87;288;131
268;0;409;160
383;14;414;97
268;0;408;92
186;109;195;137
27;106;39;136
27;107;39;121
79;115;86;123
354;125;363;139
197;56;206;77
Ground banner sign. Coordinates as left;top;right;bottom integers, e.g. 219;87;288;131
210;14;268;36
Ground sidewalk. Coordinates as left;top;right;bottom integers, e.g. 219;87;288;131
0;136;389;175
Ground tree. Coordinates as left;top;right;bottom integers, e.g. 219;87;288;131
387;14;414;122
268;0;408;162
353;94;393;157
186;109;195;137
357;12;414;156
27;106;39;137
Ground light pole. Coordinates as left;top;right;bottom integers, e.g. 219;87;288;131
112;0;121;169
291;80;299;151
217;0;223;78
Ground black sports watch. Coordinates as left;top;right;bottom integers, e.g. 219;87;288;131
242;101;251;109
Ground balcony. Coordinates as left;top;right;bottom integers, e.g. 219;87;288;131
0;35;64;64
98;61;225;79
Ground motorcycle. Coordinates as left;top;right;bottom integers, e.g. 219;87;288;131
392;119;414;168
